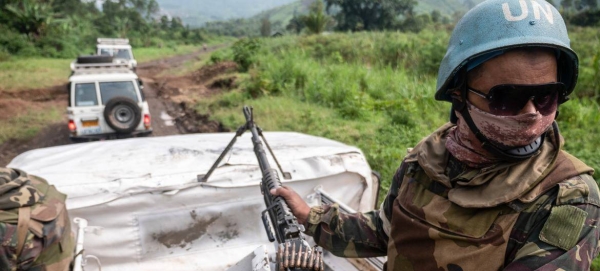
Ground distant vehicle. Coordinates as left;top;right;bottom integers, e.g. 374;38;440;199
96;38;137;70
67;55;152;141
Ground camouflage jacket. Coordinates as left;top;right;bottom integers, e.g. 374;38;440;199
0;168;74;271
305;123;600;270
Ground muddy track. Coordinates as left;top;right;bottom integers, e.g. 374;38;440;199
0;44;237;167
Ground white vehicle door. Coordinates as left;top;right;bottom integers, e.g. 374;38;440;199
69;82;104;135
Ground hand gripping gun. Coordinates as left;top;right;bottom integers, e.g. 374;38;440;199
199;106;324;271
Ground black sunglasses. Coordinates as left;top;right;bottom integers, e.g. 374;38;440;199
467;82;566;116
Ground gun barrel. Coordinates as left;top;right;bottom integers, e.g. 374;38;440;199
243;107;303;242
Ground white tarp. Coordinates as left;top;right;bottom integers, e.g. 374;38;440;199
8;132;378;271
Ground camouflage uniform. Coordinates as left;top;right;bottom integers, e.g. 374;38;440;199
305;123;600;270
0;168;74;271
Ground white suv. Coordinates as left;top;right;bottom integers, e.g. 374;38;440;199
96;38;137;70
67;56;152;141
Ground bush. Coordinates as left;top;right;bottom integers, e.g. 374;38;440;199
0;26;37;56
209;49;233;64
37;36;81;58
232;38;262;72
0;47;10;62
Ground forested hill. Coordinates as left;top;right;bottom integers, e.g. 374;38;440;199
250;0;486;28
159;0;487;28
414;0;486;15
244;0;485;33
155;0;297;27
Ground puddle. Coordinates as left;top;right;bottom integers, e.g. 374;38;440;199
160;111;175;126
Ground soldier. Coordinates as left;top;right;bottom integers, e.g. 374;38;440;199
272;0;600;270
0;168;74;271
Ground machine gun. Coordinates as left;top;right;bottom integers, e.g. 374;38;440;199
200;106;323;271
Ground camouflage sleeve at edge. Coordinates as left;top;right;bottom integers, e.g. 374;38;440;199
503;202;600;270
304;204;388;258
0;223;43;271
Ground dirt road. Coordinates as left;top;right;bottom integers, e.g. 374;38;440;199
0;45;237;166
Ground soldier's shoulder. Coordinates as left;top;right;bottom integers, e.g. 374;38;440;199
555;173;600;207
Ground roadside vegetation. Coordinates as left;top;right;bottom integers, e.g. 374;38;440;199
0;0;219;61
203;26;600;199
0;104;61;144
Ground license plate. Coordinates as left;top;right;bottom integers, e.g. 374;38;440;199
80;126;102;135
82;120;99;127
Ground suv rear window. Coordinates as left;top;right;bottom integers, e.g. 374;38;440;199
99;48;132;60
74;83;98;107
99;81;139;105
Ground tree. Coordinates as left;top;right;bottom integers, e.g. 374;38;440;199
160;15;170;30
170;17;184;30
301;0;331;34
260;17;271;37
430;10;442;23
324;0;417;31
4;0;58;38
286;11;305;34
579;0;598;10
96;0;155;37
400;13;431;33
561;0;574;11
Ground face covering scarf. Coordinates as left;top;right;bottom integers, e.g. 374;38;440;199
446;101;555;168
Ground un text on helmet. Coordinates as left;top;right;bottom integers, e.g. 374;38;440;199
502;0;554;24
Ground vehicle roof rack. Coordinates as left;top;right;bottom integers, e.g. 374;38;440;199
97;38;130;45
70;60;133;74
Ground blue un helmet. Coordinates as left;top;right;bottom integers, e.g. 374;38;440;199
435;0;578;102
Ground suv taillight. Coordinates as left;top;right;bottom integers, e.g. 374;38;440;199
68;120;76;133
143;114;151;129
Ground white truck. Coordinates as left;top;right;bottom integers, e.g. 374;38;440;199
67;55;152;141
8;131;385;271
96;38;137;70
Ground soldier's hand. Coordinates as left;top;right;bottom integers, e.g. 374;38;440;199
270;186;310;225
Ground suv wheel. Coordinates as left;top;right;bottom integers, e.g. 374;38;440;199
103;97;142;133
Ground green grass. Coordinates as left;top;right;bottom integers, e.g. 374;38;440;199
197;35;452;196
0;105;62;144
0;58;72;92
558;98;600;175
